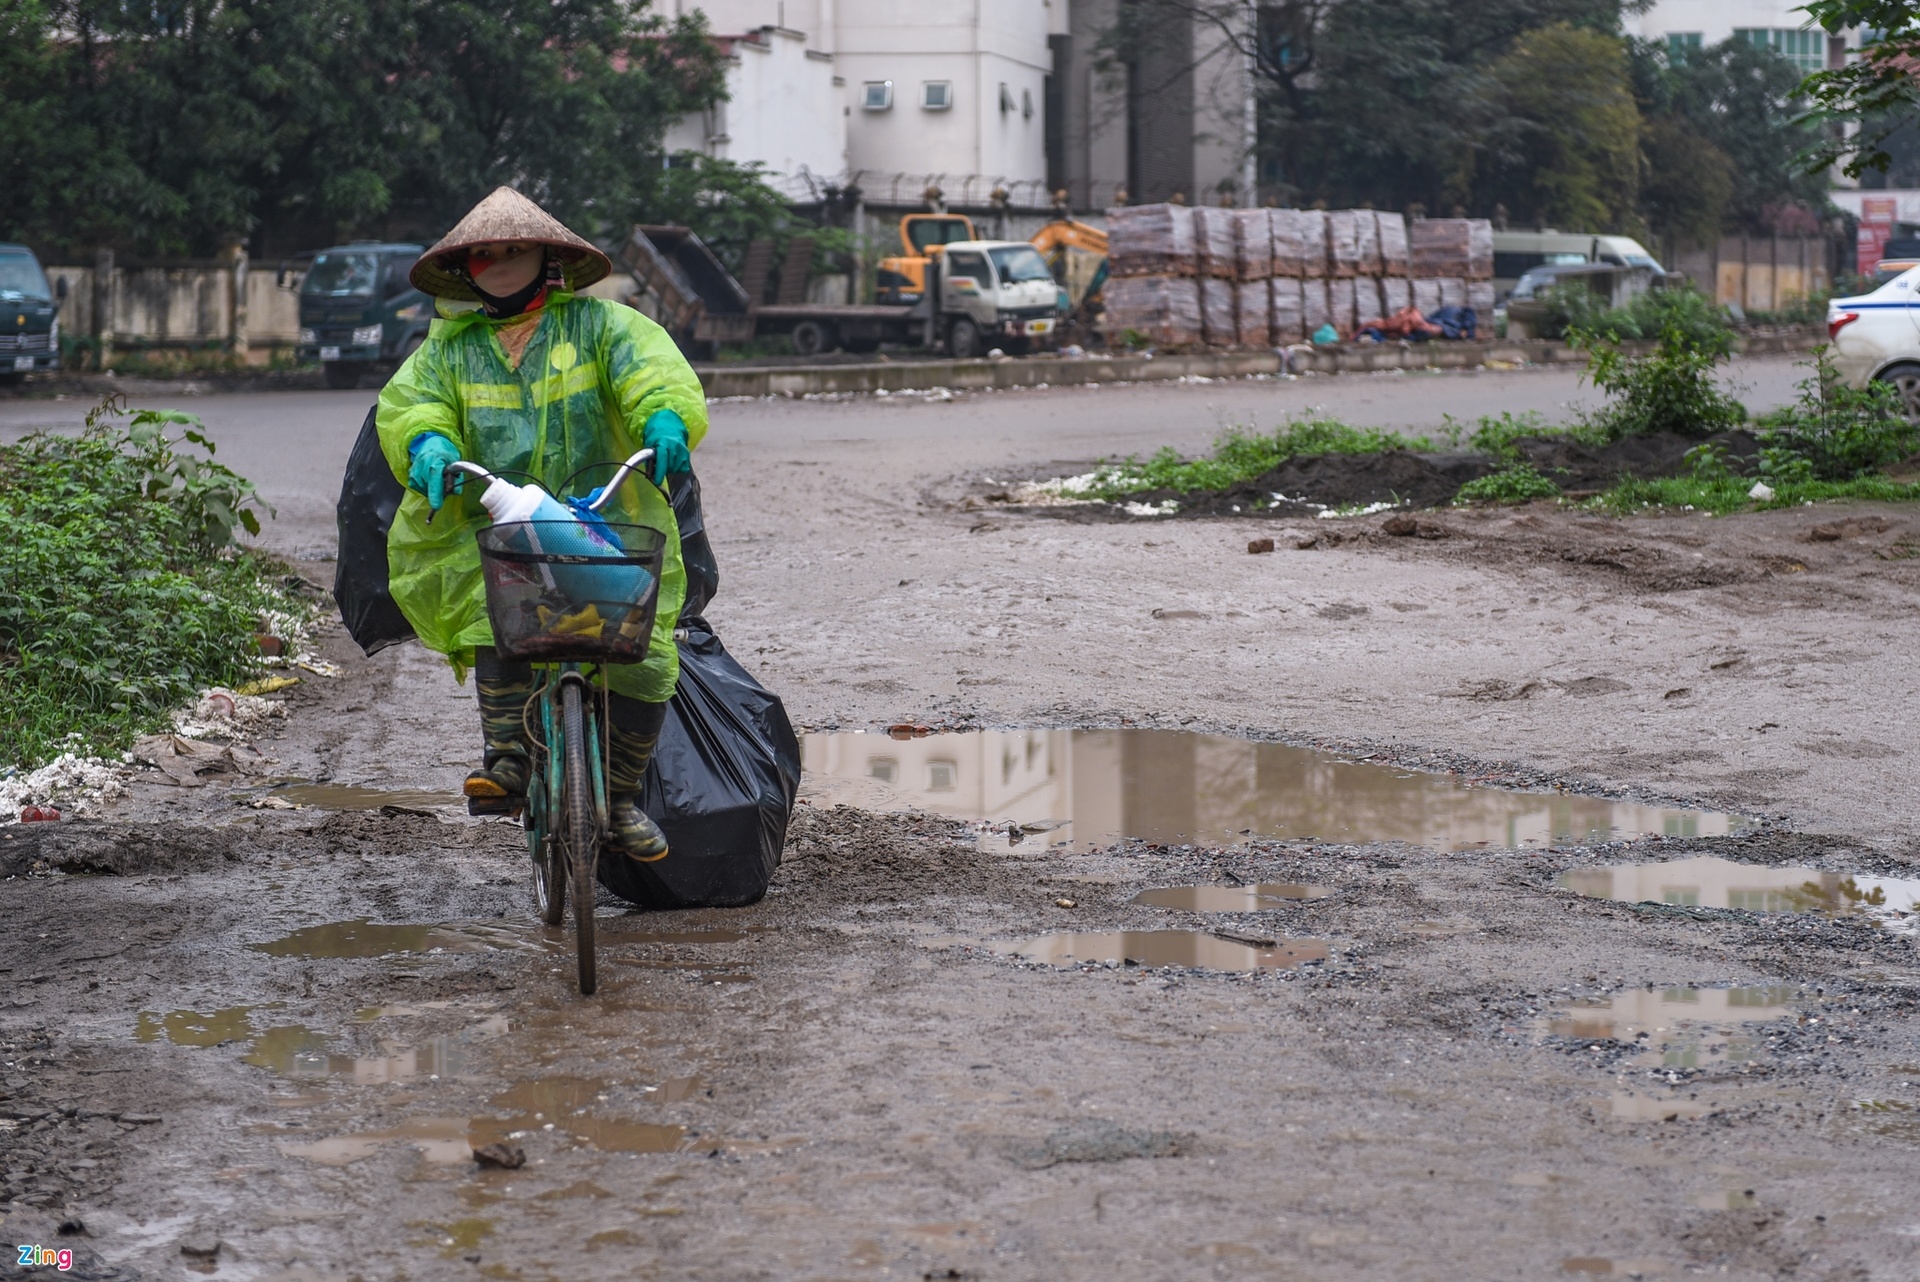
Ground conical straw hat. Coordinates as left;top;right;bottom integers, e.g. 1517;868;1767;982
410;186;613;299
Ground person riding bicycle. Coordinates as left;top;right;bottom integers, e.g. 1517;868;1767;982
374;186;705;862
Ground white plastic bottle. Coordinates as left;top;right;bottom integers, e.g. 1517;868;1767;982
475;477;640;607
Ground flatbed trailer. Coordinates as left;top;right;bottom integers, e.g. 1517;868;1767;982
750;302;928;355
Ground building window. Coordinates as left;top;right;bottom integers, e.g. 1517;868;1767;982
1733;27;1824;74
998;82;1016;113
1022;87;1034;120
921;81;952;110
1665;31;1702;60
927;760;957;791
862;80;893;111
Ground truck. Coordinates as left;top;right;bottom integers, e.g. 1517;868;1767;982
618;221;1060;360
290;241;435;389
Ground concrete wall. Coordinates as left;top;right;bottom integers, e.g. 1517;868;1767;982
1660;235;1834;312
44;262;304;362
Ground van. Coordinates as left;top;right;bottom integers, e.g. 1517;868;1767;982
291;242;432;389
1491;230;1664;302
0;243;61;384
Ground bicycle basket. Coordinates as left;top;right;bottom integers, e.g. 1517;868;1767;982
476;520;666;664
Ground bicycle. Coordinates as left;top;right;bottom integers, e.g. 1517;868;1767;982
450;446;664;996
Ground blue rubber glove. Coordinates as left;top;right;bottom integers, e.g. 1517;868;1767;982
642;409;691;487
406;433;463;511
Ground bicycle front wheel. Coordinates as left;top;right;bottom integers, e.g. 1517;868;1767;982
560;680;598;995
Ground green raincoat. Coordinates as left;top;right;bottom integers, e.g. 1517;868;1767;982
375;292;708;702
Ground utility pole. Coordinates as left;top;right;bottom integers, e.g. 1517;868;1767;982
1241;1;1258;206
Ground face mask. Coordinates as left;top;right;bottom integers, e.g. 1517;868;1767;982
471;249;550;318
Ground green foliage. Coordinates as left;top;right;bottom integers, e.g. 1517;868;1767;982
1754;348;1920;480
1526;282;1614;341
1574;285;1735;351
1482;24;1642;232
1798;0;1920;178
1575;316;1746;439
644;154;814;282
0;1;728;259
1455;464;1562;504
0;399;294;768
1594;473;1920;515
1462;411;1573;460
1079;416;1433;498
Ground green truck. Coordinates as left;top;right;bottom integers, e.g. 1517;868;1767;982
292;241;433;388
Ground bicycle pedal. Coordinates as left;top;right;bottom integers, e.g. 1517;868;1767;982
467;795;524;817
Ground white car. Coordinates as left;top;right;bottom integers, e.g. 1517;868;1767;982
1827;267;1920;418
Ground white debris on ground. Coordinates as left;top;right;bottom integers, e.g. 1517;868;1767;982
1317;500;1401;519
171;687;292;740
1120;499;1181;517
0;753;132;823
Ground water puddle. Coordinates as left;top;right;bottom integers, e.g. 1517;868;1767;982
265;782;464;810
1560;858;1920;921
802;728;1744;851
1541;985;1799;1070
469;1077;689;1154
136;1005;510;1083
996;929;1328;970
1130;882;1329;910
281;1116;475;1165
252;918;537;959
134;1005;271;1047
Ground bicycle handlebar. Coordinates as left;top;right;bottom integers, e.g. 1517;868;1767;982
442;446;657;513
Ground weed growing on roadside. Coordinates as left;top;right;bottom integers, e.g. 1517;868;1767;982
1753;348;1918;481
0;397;300;769
1455;464;1561;504
1593;474;1920;515
1575;318;1746;440
1075;416;1434;498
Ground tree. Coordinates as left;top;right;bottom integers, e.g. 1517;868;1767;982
1640;118;1736;245
1800;0;1920;177
1478;24;1642;232
0;1;728;259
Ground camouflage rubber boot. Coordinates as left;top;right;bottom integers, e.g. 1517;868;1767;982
465;648;534;814
605;694;669;862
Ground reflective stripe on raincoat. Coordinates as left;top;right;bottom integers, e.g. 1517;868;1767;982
374;292;708;702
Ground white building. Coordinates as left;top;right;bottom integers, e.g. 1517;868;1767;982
660;3;849;201
670;0;1055;207
1625;1;1854;73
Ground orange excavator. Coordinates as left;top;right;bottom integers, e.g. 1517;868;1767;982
875;213;978;304
1029;216;1109;324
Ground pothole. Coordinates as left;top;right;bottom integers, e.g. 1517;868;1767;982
251;919;539;958
802;728;1745;851
262;782;464;810
1561;858;1920;922
1541;985;1801;1071
1130;883;1330;910
995;929;1329;971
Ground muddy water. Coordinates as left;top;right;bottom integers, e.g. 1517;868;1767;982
469;1077;690;1154
135;1004;512;1082
802;728;1744;851
1131;883;1330;910
1560;858;1920;919
251;918;537;958
1542;985;1799;1070
998;929;1329;970
266;782;464;810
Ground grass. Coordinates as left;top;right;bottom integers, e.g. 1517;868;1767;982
1074;415;1434;500
1456;464;1562;503
1590;474;1920;516
0;398;305;769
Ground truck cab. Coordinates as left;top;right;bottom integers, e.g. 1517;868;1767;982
293;242;432;388
935;241;1060;357
0;243;60;384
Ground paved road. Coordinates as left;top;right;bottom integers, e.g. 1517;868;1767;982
0;354;1808;556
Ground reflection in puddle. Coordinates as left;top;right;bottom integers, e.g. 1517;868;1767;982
1560;858;1920;920
998;929;1328;970
1542;986;1798;1070
1131;883;1329;911
1608;1092;1714;1122
251;918;536;958
137;1006;510;1084
267;782;464;810
281;1116;475;1165
802;729;1745;851
471;1077;689;1154
134;1005;265;1047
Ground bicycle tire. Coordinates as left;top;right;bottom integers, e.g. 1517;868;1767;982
527;773;565;927
560;680;598;995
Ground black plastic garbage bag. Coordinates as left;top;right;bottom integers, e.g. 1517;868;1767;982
334;406;416;655
596;617;799;910
332;403;722;654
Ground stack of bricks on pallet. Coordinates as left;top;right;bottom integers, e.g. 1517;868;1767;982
1102;204;1494;349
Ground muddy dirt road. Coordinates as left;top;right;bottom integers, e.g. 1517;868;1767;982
6;357;1920;1281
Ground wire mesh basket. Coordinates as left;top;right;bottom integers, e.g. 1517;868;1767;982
476;520;665;664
